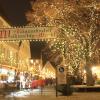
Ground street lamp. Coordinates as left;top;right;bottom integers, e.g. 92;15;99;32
30;59;34;64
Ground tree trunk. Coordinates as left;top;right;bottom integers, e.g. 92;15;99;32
85;62;95;86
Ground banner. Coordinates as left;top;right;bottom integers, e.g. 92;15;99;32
0;26;58;41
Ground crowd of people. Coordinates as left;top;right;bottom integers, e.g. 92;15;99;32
15;72;56;89
68;73;98;85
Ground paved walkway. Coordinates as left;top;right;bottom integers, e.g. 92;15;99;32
0;86;100;100
0;92;100;100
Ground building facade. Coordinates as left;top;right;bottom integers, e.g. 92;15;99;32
0;16;31;82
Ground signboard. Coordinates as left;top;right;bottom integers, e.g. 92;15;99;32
58;67;64;73
0;26;58;41
57;65;67;84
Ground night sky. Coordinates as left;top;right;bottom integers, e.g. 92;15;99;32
0;0;47;59
0;0;31;26
30;41;47;59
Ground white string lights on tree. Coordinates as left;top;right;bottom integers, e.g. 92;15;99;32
25;0;100;79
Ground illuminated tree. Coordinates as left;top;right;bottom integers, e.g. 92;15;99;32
25;0;100;85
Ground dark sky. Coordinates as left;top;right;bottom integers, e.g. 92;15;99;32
0;0;32;26
0;0;47;59
30;41;47;59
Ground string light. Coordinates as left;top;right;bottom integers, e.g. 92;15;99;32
25;0;100;77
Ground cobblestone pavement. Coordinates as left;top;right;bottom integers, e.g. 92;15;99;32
0;87;100;100
1;92;100;100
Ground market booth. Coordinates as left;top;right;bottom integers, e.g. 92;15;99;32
0;65;17;94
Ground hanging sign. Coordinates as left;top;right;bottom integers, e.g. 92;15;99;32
0;26;58;41
57;65;67;84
